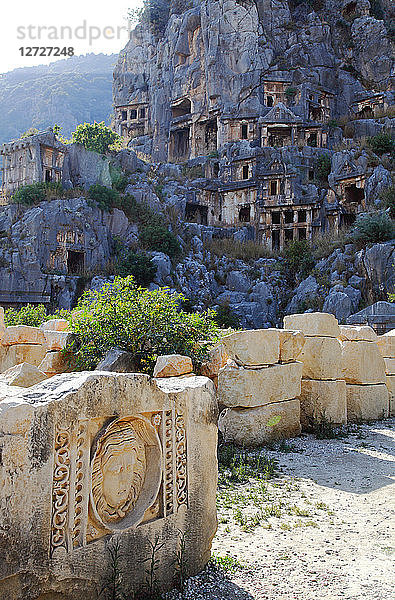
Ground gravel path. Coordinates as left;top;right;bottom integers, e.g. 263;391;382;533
168;419;395;600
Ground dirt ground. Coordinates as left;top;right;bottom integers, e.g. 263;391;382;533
168;418;395;600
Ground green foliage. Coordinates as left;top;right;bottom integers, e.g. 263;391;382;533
213;304;241;329
181;164;204;179
348;211;395;247
112;239;157;286
380;185;395;219
4;304;70;327
285;86;298;99
139;223;181;258
128;0;170;38
210;554;244;573
288;0;324;9
20;127;39;138
208;238;273;261
88;184;120;212
71;121;122;154
307;412;347;440
368;132;395;157
109;163;129;192
284;240;315;279
316;154;331;183
12;181;63;205
67;276;221;374
218;444;277;485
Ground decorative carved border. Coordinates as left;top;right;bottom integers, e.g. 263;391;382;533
175;414;188;507
163;410;175;516
49;427;71;557
71;420;89;549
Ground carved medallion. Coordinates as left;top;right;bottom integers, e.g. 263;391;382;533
90;416;162;531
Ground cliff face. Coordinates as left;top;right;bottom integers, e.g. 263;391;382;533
113;0;394;161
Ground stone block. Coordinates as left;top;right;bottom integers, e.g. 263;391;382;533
218;361;302;408
39;351;69;375
377;331;395;358
341;340;386;384
339;325;377;342
2;325;47;347
0;372;217;599
279;329;305;363
385;375;395;417
153;354;193;378
283;312;340;338
200;344;228;379
0;307;5;342
218;399;301;446
384;358;395;375
40;318;70;332
43;330;72;352
0;344;47;373
221;329;280;366
96;347;138;372
300;379;347;428
299;336;342;380
1;363;48;388
346;384;389;422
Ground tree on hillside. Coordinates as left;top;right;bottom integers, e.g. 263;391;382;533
71;122;122;154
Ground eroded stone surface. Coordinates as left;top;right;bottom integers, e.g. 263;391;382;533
42;330;72;352
283;313;341;338
2;325;47;347
386;375;395;417
279;329;305;363
0;344;47;373
0;372;217;600
153;354;193;378
1;362;48;388
221;329;280;366
200;344;228;380
218;399;301;446
218;361;302;408
377;331;395;358
346;383;389;422
339;325;377;342
300;379;347;428
39;350;69;375
40;318;70;332
341;340;386;384
299;336;342;381
384;358;395;375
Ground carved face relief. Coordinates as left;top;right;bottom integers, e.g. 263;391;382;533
91;419;147;525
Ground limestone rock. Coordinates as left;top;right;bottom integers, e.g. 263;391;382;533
299;336;342;381
40;318;70;332
283;313;340;338
218;399;301;446
0;307;5;342
0;372;217;599
96;347;138;373
43;330;73;352
1;362;48;388
341;340;386;384
339;325;377;343
0;344;47;373
153;354;193;378
377;331;395;359
218;361;302;408
39;351;69;375
300;379;347;429
385;375;395;417
1;325;47;347
200;344;228;380
346;384;389;422
384;358;395;375
279;329;305;363
221;329;280;366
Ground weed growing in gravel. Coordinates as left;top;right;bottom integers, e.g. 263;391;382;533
218;444;278;485
307;412;348;440
210;554;244;573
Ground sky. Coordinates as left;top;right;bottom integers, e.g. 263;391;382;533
0;0;143;74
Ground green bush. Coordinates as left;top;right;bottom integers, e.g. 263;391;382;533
88;184;120;212
284;240;315;279
4;304;70;327
109;163;129;192
71;122;122;154
368;132;395;157
12;181;63;205
113;240;157;286
67;276;221;374
380;185;395;219
213;304;240;329
348;211;395;247
139;223;181;258
316;154;331;183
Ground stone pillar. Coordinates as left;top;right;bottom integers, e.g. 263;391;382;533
218;329;303;446
377;331;395;416
284;312;347;429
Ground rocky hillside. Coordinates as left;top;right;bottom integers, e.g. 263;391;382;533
0;53;116;145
